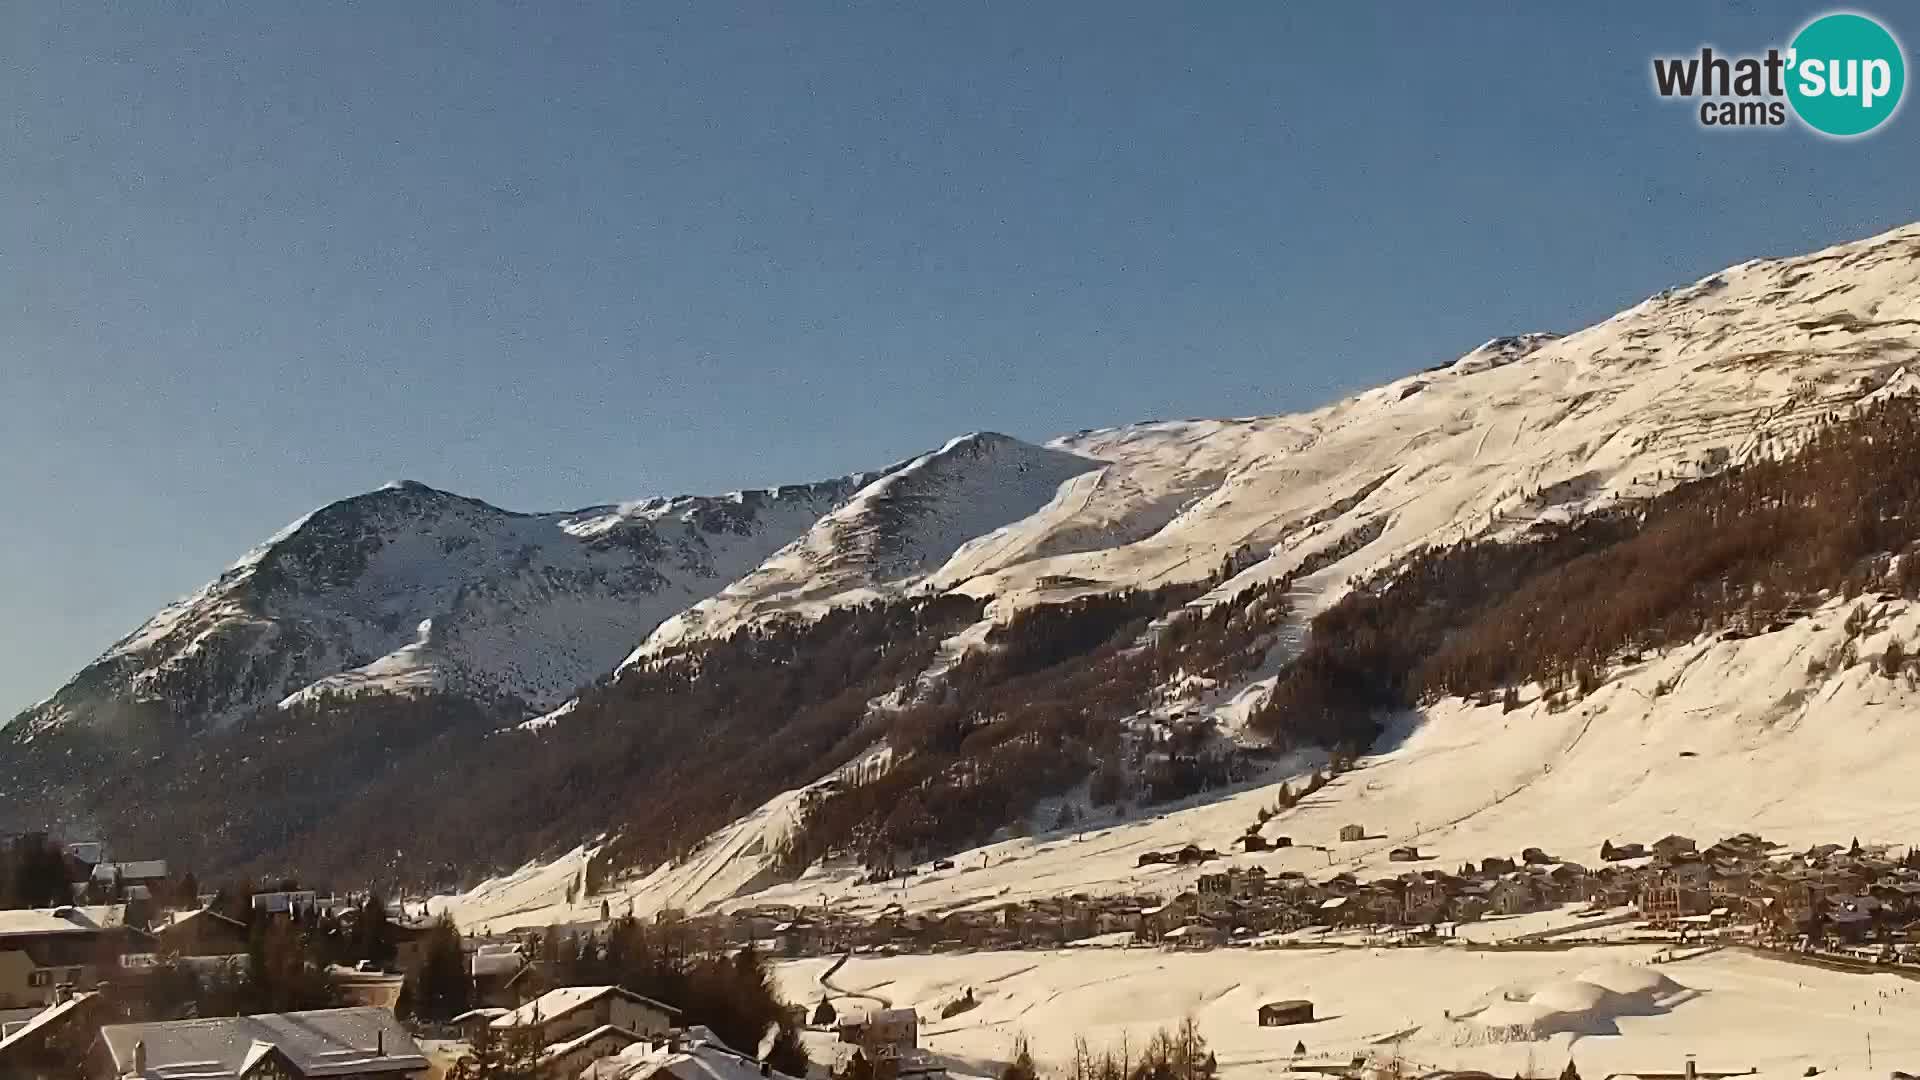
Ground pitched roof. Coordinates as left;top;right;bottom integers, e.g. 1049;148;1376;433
0;905;126;938
159;907;249;933
492;986;681;1029
543;1024;646;1062
0;992;96;1059
582;1028;801;1080
98;1007;426;1079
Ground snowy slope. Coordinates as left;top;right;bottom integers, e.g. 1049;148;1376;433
440;219;1920;925
12;476;870;737
611;224;1920;675
636;434;1101;658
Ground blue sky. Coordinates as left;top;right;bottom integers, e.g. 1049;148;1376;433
3;2;1916;715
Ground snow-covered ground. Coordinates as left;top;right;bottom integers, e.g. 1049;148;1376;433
774;946;1920;1079
442;591;1920;933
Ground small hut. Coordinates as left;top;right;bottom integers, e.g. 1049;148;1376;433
1258;1000;1314;1027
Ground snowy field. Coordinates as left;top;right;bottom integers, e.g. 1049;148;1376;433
440;592;1920;935
775;946;1920;1080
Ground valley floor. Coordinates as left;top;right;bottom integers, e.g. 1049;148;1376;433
775;945;1920;1080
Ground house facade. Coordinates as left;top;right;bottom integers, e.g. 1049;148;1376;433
0;908;129;1010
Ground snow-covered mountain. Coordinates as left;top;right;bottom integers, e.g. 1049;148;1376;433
633;432;1102;660
443;220;1920;923
639;222;1920;665
11;475;874;739
18;219;1920;903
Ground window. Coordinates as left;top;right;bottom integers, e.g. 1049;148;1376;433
66;967;83;984
27;971;49;987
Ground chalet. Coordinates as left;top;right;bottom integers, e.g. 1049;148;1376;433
1388;846;1423;863
1520;847;1554;865
1238;835;1269;853
87;862;169;901
837;1007;919;1060
543;1024;649;1077
1257;1000;1314;1027
1652;835;1698;861
92;1007;426;1080
581;1028;806;1080
1270;835;1293;849
1338;825;1365;843
1668;859;1713;890
0;907;132;1010
493;986;682;1044
1315;896;1353;926
1480;857;1517;875
1161;924;1222;949
154;908;249;959
1173;845;1218;866
449;1008;508;1039
1488;878;1537;917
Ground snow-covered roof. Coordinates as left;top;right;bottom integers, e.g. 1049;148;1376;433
544;1024;646;1061
582;1029;801;1080
98;1008;425;1078
0;906;125;938
493;985;681;1029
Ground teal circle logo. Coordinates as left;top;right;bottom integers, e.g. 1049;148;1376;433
1787;13;1905;136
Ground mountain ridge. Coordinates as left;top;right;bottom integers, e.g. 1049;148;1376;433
13;218;1920;905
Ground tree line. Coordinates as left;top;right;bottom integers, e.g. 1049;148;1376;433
1251;396;1920;748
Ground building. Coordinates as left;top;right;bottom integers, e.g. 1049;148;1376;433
250;892;319;918
388;920;437;973
1388;846;1423;863
1639;881;1685;925
153;908;250;959
542;1024;649;1076
0;907;131;1009
492;985;682;1045
92;1007;427;1080
1338;825;1365;843
837;1007;919;1060
87;862;169;902
1257;1000;1314;1026
0;991;99;1079
1652;835;1698;861
581;1027;804;1080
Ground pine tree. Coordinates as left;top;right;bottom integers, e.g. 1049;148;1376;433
410;913;472;1022
354;892;396;970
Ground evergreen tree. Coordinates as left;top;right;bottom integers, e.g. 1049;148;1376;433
354;892;397;970
5;834;73;909
409;913;473;1022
